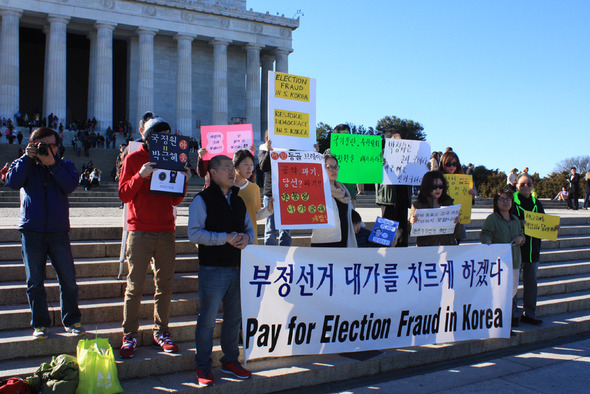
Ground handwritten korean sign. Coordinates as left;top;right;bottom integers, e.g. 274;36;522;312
445;174;473;224
268;71;316;151
200;124;253;161
410;205;461;237
148;133;190;171
330;133;383;183
270;151;334;229
241;244;512;361
382;139;430;185
524;211;560;241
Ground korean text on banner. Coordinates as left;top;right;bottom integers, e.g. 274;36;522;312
382;139;430;185
330;133;383;183
148;133;190;171
410;205;461;237
200;124;253;161
268;71;316;151
241;244;512;361
524;211;560;241
270;151;334;230
445;174;474;224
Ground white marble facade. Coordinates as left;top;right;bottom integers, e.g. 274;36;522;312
0;0;298;140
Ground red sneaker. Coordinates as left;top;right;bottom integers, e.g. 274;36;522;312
196;368;215;387
153;331;179;353
120;336;137;358
221;361;251;379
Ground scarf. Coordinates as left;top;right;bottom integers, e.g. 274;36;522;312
331;181;351;205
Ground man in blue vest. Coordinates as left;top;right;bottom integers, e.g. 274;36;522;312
188;154;255;387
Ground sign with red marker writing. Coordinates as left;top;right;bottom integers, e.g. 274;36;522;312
270;151;334;229
200;124;254;160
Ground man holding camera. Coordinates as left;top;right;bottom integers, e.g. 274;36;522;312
6;127;84;339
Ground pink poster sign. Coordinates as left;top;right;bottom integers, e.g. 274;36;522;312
201;124;254;160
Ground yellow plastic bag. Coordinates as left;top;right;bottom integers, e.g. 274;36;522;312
75;338;123;394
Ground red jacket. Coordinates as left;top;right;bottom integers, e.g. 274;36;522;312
118;144;185;232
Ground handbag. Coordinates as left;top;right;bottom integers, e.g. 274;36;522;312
75;338;123;394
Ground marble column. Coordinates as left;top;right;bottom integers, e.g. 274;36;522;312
210;38;231;125
136;28;157;117
87;31;97;120
0;9;23;119
93;21;116;132
43;14;70;124
245;44;262;139
260;54;274;138
175;33;194;136
274;47;292;74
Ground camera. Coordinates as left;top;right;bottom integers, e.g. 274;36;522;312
36;142;49;156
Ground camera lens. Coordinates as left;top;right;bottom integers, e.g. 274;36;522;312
37;143;49;156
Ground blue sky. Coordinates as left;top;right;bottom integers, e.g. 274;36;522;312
249;0;590;177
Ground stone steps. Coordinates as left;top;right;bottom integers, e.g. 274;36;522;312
0;214;589;391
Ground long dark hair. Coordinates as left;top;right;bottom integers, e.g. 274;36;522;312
440;151;464;174
417;171;451;204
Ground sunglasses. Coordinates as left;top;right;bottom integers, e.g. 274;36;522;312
432;184;444;190
518;182;533;187
444;162;459;167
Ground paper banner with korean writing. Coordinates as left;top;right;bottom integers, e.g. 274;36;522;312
200;124;253;161
410;205;461;237
329;133;383;183
444;174;473;224
382;139;430;185
524;211;560;241
270;150;334;229
268;71;316;151
241;244;512;361
148;133;190;170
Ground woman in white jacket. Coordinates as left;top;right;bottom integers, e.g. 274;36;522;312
310;153;357;248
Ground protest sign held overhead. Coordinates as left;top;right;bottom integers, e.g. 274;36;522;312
410;205;461;237
382;138;430;185
241;244;512;361
524;211;560;241
270;151;334;230
200;124;253;161
445;174;474;224
148;133;190;171
330;133;383;184
268;71;316;151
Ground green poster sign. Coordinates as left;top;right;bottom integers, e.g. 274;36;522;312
330;133;383;183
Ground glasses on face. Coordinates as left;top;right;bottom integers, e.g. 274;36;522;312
444;162;459;167
432;184;444;190
518;182;533;187
218;166;235;173
326;165;340;171
498;197;512;202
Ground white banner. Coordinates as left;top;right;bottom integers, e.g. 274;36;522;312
383;139;431;185
241;244;512;361
410;205;461;237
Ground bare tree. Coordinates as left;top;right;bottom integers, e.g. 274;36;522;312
554;156;590;173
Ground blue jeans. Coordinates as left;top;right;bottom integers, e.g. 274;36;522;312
195;265;241;370
21;230;81;328
263;195;291;246
512;261;539;318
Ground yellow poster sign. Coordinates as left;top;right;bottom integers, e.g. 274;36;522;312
274;72;311;102
274;109;310;138
524;211;560;241
444;174;473;224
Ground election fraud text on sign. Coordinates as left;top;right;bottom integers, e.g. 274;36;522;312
241;244;513;361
